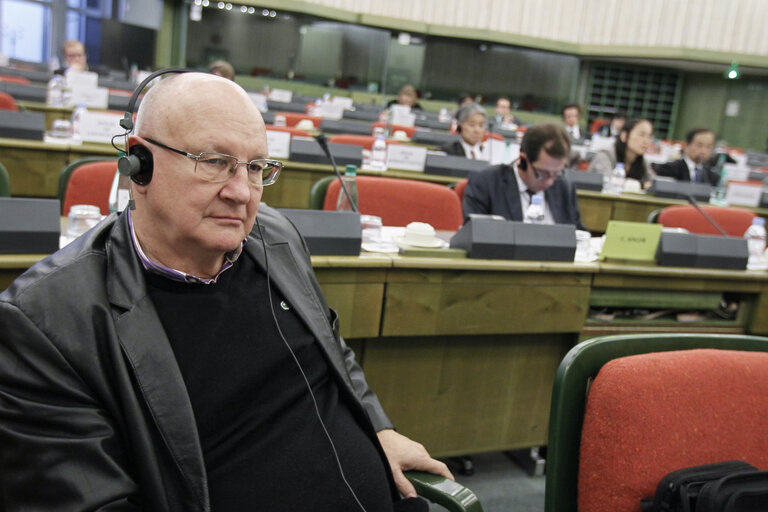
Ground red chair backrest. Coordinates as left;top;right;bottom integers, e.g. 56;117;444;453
658;205;756;237
590;118;610;134
327;135;402;150
0;91;18;111
265;125;312;138
371;122;417;138
0;75;30;85
323;176;462;230
483;132;503;141
453;178;468;203
275;112;322;128
578;349;768;512
62;161;118;216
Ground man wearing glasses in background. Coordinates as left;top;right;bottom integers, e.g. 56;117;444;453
0;73;450;511
462;123;585;230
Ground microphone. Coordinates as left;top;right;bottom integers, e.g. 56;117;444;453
686;194;728;236
315;134;358;212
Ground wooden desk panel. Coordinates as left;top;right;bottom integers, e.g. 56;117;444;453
361;333;572;456
0;139;70;197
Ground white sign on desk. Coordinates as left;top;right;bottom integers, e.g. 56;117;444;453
390;105;415;126
69;86;109;109
268;89;293;103
725;181;762;207
266;129;291;158
386;144;427;172
79;111;123;143
331;97;354;109
66;70;99;89
488;139;517;165
318;102;344;120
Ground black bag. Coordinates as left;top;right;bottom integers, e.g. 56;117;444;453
640;460;757;512
696;470;768;512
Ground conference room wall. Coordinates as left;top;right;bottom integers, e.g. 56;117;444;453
674;73;768;151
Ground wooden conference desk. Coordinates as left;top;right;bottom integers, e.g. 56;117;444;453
4;252;768;456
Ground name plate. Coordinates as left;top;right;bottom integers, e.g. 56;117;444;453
488;139;518;165
386;144;427;172
725;180;762;207
268;88;293;103
69;86;109;109
266;129;291;159
79;110;123;143
600;220;662;263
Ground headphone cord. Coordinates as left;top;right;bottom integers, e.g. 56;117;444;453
255;215;369;512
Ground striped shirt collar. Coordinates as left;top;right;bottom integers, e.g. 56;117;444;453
127;209;244;285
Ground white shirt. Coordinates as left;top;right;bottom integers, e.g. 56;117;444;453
566;125;581;140
459;139;488;160
683;155;699;181
513;162;556;225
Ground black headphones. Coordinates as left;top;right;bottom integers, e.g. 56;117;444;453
115;68;191;185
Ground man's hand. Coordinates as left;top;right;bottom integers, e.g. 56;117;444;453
376;428;454;498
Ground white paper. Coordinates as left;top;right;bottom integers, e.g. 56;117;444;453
248;92;268;112
331;97;353;109
69;86;109;109
318;102;345;120
79;111;123;143
723;163;749;182
390;105;415;127
386;144;427;172
266;129;291;158
487;139;517;165
725;182;762;207
268;89;293;103
66;70;99;89
589;135;615;153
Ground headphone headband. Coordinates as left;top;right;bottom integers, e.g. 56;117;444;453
120;67;192;134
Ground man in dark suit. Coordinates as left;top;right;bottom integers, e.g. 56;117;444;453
562;103;587;143
462;123;585;230
654;128;720;186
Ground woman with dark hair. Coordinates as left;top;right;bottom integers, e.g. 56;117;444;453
589;118;654;188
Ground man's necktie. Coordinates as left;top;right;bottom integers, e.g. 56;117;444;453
694;165;703;183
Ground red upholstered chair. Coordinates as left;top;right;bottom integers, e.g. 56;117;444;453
657;204;756;237
60;160;118;216
274;112;322;129
265;125;313;138
453;178;468;203
483;132;503;142
323;176;463;230
327;134;402;150
0;74;30;85
371;122;417;138
546;333;768;512
0;91;19;111
589;118;610;134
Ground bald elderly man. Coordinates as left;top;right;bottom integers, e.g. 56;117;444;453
0;72;450;512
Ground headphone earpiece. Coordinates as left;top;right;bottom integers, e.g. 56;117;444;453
519;155;528;170
118;144;153;185
456;123;462;133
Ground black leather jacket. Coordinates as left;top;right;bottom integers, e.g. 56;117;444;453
0;206;395;511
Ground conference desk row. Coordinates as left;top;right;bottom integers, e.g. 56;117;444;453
3;252;767;457
4;137;768;234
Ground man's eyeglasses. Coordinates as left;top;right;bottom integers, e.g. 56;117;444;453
144;137;282;187
532;166;562;181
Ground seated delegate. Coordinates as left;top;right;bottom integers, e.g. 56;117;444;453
588;118;654;189
442;102;488;159
462;122;585;230
654;128;720;186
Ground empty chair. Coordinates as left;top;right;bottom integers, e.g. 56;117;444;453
323;175;463;230
453;178;468;202
0;75;31;85
59;158;119;215
0;91;19;111
657;204;756;236
546;333;768;512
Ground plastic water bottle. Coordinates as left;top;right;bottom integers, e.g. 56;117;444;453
710;153;728;205
610;162;626;194
524;195;545;224
46;73;65;106
336;165;358;211
71;104;87;140
370;133;388;171
744;217;766;264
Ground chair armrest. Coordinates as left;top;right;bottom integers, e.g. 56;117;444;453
404;470;483;512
